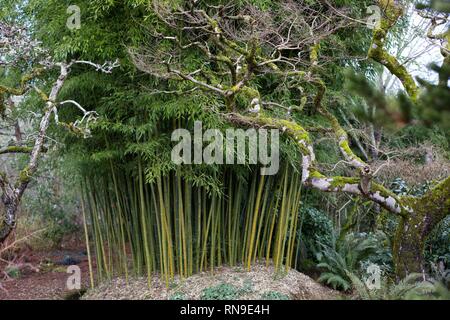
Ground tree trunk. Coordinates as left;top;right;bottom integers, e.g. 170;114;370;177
392;177;450;278
0;199;18;243
14;121;22;143
393;213;426;278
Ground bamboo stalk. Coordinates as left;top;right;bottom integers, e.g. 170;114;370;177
80;189;95;289
83;162;304;286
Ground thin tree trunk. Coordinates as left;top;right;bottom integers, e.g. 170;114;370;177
14;121;22;143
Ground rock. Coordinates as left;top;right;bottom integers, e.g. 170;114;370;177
58;255;80;266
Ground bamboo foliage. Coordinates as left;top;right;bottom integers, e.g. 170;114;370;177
82;165;302;285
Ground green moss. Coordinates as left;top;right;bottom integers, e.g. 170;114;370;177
20;67;45;86
313;80;326;109
339;140;356;158
0;67;45;99
237;86;260;100
299;96;307;111
235;114;310;144
371;183;401;203
321;110;366;166
34;87;49;101
244;115;312;156
392;176;450;277
309;169;325;179
278;119;310;142
310;43;320;64
216;54;233;65
392;214;424;277
0;84;24;96
0;146;33;155
18;166;32;185
329;176;359;189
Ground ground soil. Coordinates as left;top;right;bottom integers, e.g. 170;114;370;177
0;249;92;300
1;249;339;300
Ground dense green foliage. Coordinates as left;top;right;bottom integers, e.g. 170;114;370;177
1;0;448;299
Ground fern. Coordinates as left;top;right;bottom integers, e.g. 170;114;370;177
318;272;351;291
350;272;450;300
316;232;379;291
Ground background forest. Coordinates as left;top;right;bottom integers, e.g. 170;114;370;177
0;0;449;300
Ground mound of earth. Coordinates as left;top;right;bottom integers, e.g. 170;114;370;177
82;264;340;300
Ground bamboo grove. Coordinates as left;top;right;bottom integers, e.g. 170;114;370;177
82;163;302;286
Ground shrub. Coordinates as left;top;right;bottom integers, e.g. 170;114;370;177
296;206;334;270
201;283;241;300
169;292;186;300
200;280;256;300
261;291;290;300
5;265;21;279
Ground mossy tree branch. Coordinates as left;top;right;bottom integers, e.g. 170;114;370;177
0;146;33;155
307;34;373;190
368;0;419;101
226;112;405;215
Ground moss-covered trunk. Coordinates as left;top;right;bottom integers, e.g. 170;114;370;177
393;213;427;278
0;204;16;243
393;177;450;278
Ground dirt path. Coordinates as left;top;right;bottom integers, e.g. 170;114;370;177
0;249;93;300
